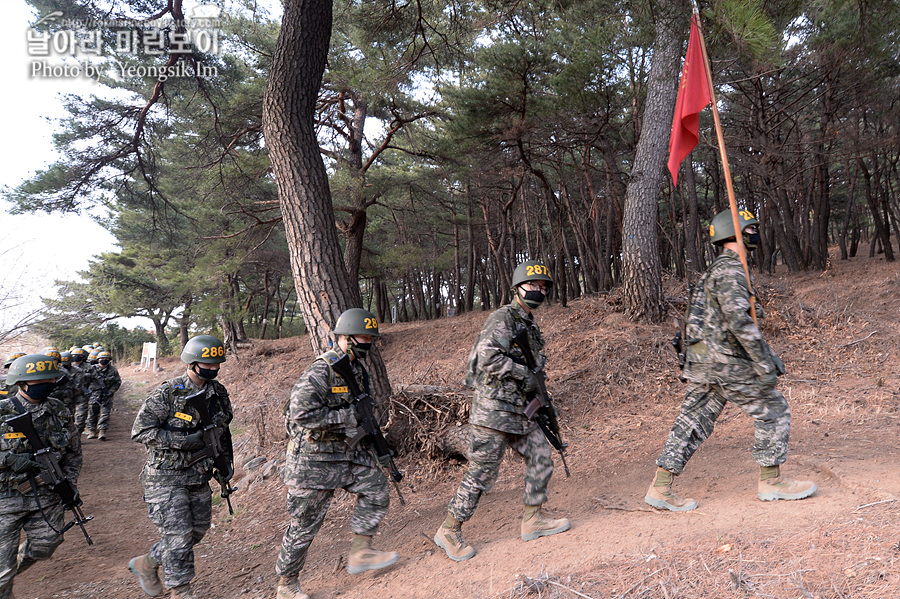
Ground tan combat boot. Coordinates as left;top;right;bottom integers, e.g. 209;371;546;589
758;466;817;501
275;575;309;599
98;429;107;441
346;534;399;574
433;515;476;562
86;429;98;439
644;467;698;511
169;584;195;599
521;505;570;541
128;554;163;597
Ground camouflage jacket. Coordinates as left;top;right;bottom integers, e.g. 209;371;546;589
88;364;121;403
282;348;377;489
683;249;781;383
52;364;85;411
132;373;233;485
0;393;82;496
0;377;12;402
464;300;548;435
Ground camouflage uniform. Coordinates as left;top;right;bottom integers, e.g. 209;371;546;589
0;380;12;403
53;363;84;417
0;392;81;599
657;248;788;474
275;348;389;579
86;363;121;433
447;300;554;522
73;365;93;434
131;374;233;589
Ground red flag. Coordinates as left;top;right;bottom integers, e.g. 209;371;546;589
667;16;712;186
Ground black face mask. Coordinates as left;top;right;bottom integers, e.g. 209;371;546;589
744;232;761;250
195;365;219;381
350;340;372;360
24;382;56;401
98;359;111;366
72;356;85;364
521;289;546;309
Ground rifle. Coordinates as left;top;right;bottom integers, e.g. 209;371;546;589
329;354;405;505
7;413;94;545
184;390;236;514
511;329;571;477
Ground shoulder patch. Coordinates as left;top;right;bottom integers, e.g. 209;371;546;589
317;350;342;365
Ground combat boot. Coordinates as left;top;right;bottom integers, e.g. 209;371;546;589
128;553;163;597
521;505;570;541
98;430;107;441
169;584;195;599
758;466;817;501
433;515;476;561
644;467;698;512
346;534;399;574
275;575;309;599
86;429;98;439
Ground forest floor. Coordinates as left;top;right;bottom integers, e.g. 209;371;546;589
14;250;900;599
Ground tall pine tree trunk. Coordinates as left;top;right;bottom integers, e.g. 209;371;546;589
622;0;685;322
262;0;391;398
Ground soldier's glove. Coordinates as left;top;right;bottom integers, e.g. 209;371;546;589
218;463;234;482
522;370;539;393
67;483;82;508
2;451;42;474
181;431;206;451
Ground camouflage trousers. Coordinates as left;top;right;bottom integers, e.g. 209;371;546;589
73;397;90;434
143;482;212;588
86;396;113;432
0;493;65;599
275;463;389;578
657;378;791;475
447;424;553;523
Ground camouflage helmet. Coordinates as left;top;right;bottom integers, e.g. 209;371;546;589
511;260;554;289
59;351;71;364
88;350;100;362
97;350;112;362
43;347;61;362
7;354;61;385
3;353;26;368
333;308;381;338
709;209;760;245
181;335;226;364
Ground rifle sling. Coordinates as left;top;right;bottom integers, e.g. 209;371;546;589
9;395;26;415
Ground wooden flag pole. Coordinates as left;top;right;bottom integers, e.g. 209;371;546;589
691;3;758;325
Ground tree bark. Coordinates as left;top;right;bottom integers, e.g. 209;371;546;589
179;295;192;351
262;0;391;398
683;153;703;273
622;0;685;322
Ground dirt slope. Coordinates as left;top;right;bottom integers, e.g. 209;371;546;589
15;252;900;599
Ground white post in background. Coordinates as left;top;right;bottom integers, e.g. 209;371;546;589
139;342;158;371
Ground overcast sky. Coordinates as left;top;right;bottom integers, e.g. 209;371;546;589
0;0;118;329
